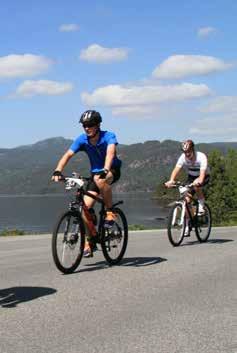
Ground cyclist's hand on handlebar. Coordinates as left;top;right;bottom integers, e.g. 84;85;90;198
192;178;202;187
164;180;175;188
51;170;65;182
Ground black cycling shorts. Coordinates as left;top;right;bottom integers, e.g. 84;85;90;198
187;174;210;186
86;167;121;194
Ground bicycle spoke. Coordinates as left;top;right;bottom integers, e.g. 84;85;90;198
195;204;212;242
101;207;128;265
52;212;85;274
167;203;185;246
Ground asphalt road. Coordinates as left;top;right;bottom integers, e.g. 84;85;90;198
0;227;236;353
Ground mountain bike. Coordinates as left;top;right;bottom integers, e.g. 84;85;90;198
52;173;128;274
167;182;212;246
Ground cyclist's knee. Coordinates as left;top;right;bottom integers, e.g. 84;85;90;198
94;175;112;189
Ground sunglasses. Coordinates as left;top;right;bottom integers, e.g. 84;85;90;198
82;123;97;128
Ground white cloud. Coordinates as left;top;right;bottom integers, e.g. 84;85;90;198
80;44;129;63
0;54;53;79
81;82;211;118
199;96;237;113
190;115;237;138
13;80;73;98
59;24;80;32
112;105;157;117
197;26;217;38
192;96;237;139
152;55;233;79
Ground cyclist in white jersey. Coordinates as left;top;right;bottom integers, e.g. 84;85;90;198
165;140;210;235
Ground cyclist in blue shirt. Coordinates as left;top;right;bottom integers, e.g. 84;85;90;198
52;110;122;257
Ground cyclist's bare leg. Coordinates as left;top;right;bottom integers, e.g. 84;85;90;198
82;192;98;238
94;172;114;209
194;186;205;204
194;186;204;199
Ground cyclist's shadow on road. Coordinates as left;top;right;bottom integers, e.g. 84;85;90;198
80;256;167;273
181;238;234;246
0;286;57;308
120;256;167;267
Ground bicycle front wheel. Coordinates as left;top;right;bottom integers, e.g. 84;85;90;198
101;207;128;265
52;211;85;274
167;202;186;246
195;203;212;242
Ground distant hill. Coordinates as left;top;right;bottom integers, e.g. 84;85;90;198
0;137;237;194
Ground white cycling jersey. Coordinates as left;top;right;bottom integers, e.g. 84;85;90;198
176;151;210;177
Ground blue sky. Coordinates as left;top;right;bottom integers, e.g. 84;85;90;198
1;0;237;148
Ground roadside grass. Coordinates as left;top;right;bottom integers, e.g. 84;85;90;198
0;228;25;236
128;224;146;230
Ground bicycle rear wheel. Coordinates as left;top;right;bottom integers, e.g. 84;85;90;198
167;202;186;246
195;203;212;242
52;211;85;274
101;207;128;265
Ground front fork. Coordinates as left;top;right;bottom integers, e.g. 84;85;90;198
172;201;186;227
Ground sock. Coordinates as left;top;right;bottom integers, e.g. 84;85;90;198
198;199;205;207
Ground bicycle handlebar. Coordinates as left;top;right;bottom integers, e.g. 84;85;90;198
164;181;201;188
55;173;91;190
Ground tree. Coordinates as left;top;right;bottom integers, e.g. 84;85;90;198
206;150;237;225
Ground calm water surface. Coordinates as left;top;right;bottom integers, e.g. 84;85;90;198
0;193;169;233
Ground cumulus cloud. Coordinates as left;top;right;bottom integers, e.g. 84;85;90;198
190;115;237;138
199;96;237;113
59;24;80;32
80;44;129;63
81;83;211;107
13;80;73;98
192;95;237;139
152;55;233;79
0;54;52;79
197;26;216;38
112;105;156;117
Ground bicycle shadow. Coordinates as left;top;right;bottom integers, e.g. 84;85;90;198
0;286;57;308
181;238;234;246
120;256;167;267
76;256;167;273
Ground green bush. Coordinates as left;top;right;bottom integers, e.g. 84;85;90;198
128;224;146;230
0;229;25;236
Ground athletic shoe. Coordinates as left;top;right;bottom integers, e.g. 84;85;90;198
184;225;190;237
83;240;98;258
104;211;117;229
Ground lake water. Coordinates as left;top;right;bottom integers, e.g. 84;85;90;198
0;193;169;233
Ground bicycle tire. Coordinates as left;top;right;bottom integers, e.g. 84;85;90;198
52;210;85;274
167;202;186;246
101;207;128;265
195;203;212;243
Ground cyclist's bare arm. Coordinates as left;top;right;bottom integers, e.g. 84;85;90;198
165;165;182;188
52;149;75;182
104;144;116;171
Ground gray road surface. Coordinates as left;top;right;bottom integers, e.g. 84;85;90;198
0;227;236;353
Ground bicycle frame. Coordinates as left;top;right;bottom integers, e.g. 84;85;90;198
172;183;199;229
167;181;211;246
52;173;128;273
66;177;124;237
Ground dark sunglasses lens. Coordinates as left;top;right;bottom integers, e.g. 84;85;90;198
83;123;95;128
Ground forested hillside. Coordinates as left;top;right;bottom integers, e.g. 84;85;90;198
0;137;237;195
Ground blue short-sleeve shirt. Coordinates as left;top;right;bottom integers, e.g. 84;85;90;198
70;130;122;173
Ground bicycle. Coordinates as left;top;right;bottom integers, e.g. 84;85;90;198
52;173;128;274
166;182;212;246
